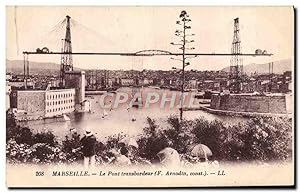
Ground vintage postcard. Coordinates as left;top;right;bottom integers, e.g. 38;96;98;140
6;6;294;187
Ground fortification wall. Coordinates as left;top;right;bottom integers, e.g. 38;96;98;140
211;94;287;114
17;90;45;120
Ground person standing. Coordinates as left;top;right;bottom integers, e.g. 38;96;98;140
80;129;97;168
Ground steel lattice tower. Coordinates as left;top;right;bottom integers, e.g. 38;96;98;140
60;15;73;86
229;17;243;93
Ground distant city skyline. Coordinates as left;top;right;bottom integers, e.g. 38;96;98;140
6;6;293;71
6;58;292;73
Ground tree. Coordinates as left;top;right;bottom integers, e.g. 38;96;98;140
170;10;196;120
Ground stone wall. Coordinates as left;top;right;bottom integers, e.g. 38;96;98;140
211;94;287;114
17;90;45;120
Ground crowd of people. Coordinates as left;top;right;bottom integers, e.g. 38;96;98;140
72;128;218;169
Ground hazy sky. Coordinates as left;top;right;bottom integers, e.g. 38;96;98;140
6;6;294;71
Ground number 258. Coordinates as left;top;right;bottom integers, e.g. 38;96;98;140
36;171;44;176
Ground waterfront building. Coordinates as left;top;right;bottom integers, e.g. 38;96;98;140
120;78;134;86
6;74;12;80
16;88;75;120
6;82;11;111
64;71;87;112
210;93;291;114
7;80;34;89
45;89;75;118
187;79;197;89
64;71;85;103
143;78;153;86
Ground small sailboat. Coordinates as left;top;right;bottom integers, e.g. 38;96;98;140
63;114;71;121
131;115;136;122
103;110;108;116
102;110;108;118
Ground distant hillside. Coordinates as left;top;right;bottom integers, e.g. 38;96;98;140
6;59;83;74
221;59;292;75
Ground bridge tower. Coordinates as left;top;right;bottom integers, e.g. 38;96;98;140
229;17;243;93
60;15;73;86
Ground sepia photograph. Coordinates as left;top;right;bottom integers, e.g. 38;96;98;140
5;6;294;187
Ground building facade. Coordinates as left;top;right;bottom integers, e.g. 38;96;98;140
45;89;75;118
64;71;85;104
16;88;75;120
120;78;134;86
6;83;11;111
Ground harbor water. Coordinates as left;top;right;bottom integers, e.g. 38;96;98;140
21;87;248;141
